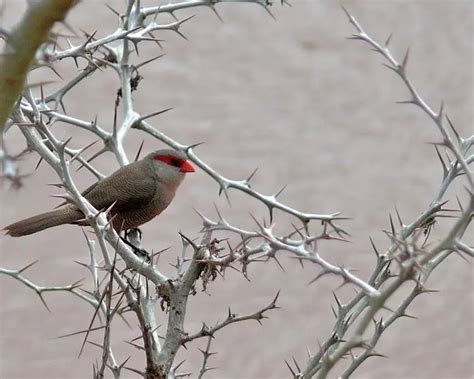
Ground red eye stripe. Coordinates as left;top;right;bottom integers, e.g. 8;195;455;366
154;154;195;173
154;154;182;167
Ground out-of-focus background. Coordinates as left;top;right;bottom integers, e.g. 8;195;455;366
0;1;472;378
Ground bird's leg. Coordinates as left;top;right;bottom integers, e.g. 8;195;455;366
125;227;142;241
122;228;151;263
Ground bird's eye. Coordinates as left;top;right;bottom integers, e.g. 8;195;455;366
170;158;181;167
154;154;185;168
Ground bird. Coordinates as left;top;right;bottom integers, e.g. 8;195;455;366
3;149;195;237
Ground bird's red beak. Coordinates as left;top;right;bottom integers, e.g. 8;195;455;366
180;160;195;173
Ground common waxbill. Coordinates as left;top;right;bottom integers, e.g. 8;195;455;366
3;149;195;237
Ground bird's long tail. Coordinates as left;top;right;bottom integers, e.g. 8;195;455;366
3;208;83;237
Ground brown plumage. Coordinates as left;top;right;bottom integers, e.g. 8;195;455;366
3;149;195;237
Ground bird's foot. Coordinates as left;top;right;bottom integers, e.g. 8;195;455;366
125;228;142;241
121;228;151;264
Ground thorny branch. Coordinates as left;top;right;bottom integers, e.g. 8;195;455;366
0;1;471;379
1;1;301;377
0;0;76;185
288;8;473;379
0;262;93;311
193;208;379;296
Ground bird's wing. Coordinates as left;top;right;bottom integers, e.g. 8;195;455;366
84;161;157;212
81;181;99;198
54;181;99;209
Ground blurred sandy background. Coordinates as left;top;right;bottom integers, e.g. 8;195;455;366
0;1;473;378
